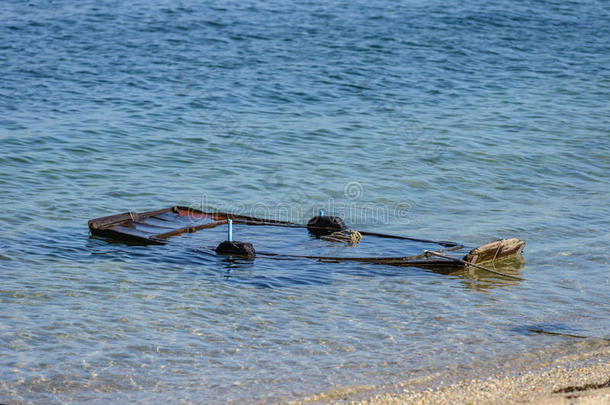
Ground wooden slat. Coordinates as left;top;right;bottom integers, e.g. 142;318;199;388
88;207;173;230
89;227;166;245
463;238;525;265
153;220;228;239
175;207;296;225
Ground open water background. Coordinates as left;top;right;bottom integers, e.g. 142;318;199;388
1;0;609;403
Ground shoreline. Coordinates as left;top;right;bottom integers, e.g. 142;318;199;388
292;340;609;404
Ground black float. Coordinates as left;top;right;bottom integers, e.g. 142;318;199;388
215;219;256;258
306;210;347;237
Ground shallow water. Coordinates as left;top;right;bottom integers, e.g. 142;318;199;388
1;0;609;403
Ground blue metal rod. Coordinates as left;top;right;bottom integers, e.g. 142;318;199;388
227;219;233;241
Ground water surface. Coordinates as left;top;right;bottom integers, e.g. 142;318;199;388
1;0;609;403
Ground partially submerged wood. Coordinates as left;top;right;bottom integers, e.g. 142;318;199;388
88;206;525;275
87;206;293;245
425;250;525;280
463;238;525;265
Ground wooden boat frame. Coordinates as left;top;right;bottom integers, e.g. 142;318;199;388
88;206;525;272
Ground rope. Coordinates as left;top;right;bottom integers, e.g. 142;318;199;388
321;230;362;245
491;243;502;270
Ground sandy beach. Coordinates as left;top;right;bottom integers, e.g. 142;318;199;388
293;341;609;405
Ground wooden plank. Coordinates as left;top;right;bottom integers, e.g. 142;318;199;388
89;227;166;245
257;245;466;267
175;206;297;225
153;220;228;239
462;238;525;265
88;207;173;230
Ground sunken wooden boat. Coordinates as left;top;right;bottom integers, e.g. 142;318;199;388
88;206;525;278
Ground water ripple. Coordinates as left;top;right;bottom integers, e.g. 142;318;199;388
1;0;609;403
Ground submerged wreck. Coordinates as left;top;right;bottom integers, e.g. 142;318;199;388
88;206;525;280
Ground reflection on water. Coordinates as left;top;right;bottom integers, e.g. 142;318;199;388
440;256;526;291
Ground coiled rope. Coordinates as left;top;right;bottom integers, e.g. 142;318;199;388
321;230;362;245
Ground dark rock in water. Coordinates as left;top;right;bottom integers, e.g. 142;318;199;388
215;241;256;258
306;216;347;237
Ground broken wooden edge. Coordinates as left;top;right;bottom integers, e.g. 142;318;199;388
88;227;167;245
88;206;295;230
462;238;525;265
88;206;300;245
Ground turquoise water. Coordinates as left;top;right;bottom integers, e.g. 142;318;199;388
1;0;609;402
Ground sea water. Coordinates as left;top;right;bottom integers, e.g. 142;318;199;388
1;0;608;403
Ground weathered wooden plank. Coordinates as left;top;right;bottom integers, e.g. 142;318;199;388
88;207;174;230
89;227;166;245
153;220;228;239
462;238;525;265
175;207;297;226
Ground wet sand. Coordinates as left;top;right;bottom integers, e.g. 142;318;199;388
292;340;609;405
